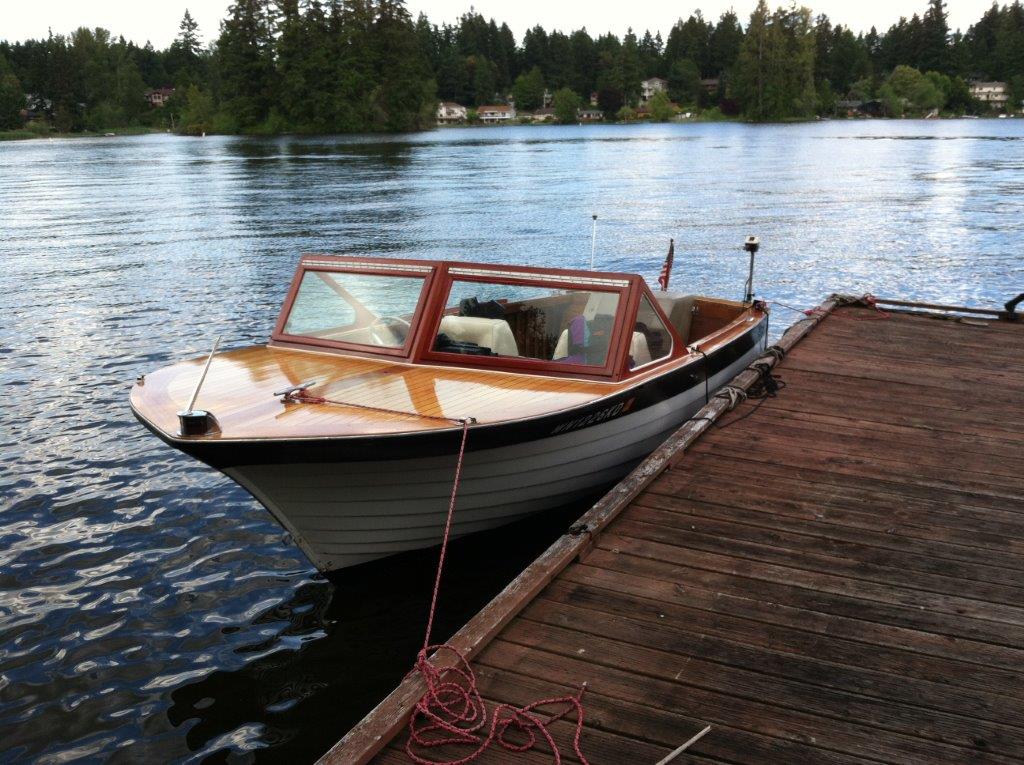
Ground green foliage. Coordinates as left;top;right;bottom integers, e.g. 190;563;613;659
0;54;23;130
471;57;497;106
1011;75;1024;111
551;87;581;123
648;90;675;121
179;84;214;134
2;0;1024;137
884;65;945;114
734;2;817;121
512;67;545;112
668;59;701;104
596;86;624;117
616;104;637;121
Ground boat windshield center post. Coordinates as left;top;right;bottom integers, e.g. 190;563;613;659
743;235;760;304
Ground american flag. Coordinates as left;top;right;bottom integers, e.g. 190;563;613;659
657;238;674;291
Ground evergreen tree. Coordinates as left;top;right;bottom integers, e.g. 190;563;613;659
568;29;596;97
178;10;202;57
217;0;275;129
512;66;545;111
471;56;497;105
709;11;744;75
668;59;701;104
920;0;950;73
734;2;816;121
0;53;24;129
619;29;642;105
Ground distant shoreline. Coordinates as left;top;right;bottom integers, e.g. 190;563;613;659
3;115;1017;143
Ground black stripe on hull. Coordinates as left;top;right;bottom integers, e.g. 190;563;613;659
135;318;766;469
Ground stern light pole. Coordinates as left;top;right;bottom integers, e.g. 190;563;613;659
743;235;760;304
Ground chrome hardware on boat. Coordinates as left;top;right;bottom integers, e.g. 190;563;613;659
274;380;319;402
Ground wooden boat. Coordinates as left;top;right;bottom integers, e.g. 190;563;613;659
131;256;768;571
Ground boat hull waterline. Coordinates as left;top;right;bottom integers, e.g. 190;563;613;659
204;330;764;570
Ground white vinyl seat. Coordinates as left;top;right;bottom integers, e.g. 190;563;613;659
438;315;519;356
654;293;698;344
553;329;651;366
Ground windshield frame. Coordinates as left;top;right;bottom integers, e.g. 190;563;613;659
271;256;438;358
418;265;636;379
271;256;687;380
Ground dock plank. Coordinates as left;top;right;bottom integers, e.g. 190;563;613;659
322;303;1024;765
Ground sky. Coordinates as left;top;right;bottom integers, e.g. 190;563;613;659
0;1;998;48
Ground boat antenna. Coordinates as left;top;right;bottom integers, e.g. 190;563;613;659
178;335;221;436
743;235;760;303
590;214;598;270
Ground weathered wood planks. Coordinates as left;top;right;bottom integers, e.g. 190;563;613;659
321;301;1024;764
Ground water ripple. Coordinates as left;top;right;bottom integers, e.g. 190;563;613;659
1;120;1022;762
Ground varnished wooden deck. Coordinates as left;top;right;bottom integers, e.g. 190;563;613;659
323;302;1024;765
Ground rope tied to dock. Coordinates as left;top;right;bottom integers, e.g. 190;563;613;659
769;293;889;324
406;419;591;765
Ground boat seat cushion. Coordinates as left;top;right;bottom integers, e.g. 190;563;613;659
553;329;652;366
438;315;519;356
655;293;698;344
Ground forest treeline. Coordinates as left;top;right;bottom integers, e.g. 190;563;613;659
1;0;1023;135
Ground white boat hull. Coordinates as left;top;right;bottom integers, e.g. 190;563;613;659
224;343;762;571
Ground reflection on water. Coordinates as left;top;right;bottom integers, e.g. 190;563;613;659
1;120;1022;763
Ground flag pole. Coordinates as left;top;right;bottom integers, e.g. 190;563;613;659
590;214;598;270
658;238;675;292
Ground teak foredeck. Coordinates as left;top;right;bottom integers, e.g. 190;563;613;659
319;299;1024;765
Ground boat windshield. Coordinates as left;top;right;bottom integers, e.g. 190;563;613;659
432;279;621;366
282;270;426;348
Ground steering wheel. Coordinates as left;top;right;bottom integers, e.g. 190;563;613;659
369;315;411;345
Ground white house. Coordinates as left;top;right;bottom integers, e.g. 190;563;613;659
969;81;1008;108
477;104;516;123
436;102;467;123
640;77;668;104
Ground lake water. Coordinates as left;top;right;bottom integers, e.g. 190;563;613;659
1;120;1022;763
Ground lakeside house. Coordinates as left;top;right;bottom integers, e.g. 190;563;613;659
578;109;604;122
145;87;175;107
477;104;516;123
640;77;668;104
524;107;555;123
436;102;467;123
701;78;720;95
969;81;1008;109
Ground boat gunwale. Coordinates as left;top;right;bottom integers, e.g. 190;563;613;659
130;310;766;449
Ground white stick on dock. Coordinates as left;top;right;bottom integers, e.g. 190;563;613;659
654;725;712;764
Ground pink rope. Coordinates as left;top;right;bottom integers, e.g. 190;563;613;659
285;389;466;425
421;419;471;652
406;420;590;765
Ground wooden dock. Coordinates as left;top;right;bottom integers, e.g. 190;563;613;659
319;297;1024;764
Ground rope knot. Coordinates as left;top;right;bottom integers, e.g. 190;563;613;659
714;386;747;411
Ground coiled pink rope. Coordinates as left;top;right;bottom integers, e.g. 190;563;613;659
406;419;590;765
